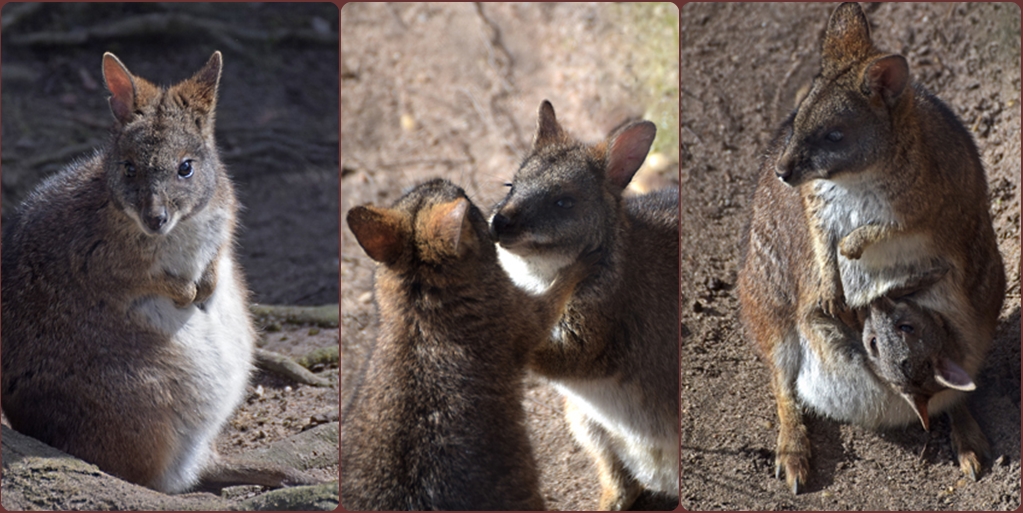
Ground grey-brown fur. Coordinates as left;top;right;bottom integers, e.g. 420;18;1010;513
490;101;679;510
342;179;593;510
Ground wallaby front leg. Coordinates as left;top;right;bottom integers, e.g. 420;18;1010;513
839;223;901;259
194;257;220;304
805;203;847;318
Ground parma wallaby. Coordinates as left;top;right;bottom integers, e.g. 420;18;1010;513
1;52;310;493
859;267;978;432
490;101;680;510
738;2;1004;494
342;179;595;510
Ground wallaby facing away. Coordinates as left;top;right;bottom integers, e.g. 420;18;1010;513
490;101;680;510
342;179;595;510
1;52;309;493
860;268;978;432
738;2;1005;494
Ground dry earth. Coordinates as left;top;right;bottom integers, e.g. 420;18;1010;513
682;2;1020;510
341;3;679;510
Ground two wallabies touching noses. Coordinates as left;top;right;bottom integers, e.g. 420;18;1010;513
2;52;316;493
739;2;1005;495
344;101;680;510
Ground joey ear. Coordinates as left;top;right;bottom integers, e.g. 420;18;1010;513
347;205;407;265
424;198;475;258
822;2;874;67
862;54;909;107
606;120;656;190
934;358;976;392
533;100;567;149
184;51;223;115
102;53;137;125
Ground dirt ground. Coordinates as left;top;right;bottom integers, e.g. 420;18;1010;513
681;2;1021;510
341;3;678;511
0;2;340;504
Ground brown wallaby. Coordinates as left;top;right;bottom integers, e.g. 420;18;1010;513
859;267;978;432
490;101;680;510
1;52;311;493
738;2;1005;494
342;179;595;510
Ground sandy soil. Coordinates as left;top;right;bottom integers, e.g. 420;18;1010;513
681;3;1020;510
0;2;340;502
341;3;678;510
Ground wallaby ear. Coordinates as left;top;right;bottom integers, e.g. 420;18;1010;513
606;120;656;190
424;198;475;258
533;100;567;149
347;205;407;265
934;358;976;391
184;51;222;115
822;2;874;67
862;54;909;107
102;52;137;125
887;264;948;299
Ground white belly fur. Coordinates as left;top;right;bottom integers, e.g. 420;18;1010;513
135;252;254;493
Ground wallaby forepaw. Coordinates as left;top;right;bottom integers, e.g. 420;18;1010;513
838;234;865;259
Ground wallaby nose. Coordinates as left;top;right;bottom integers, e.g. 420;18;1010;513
490;213;512;238
144;208;168;232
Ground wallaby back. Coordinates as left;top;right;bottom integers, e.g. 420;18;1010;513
738;2;1004;493
0;52;302;494
490;101;679;509
342;178;591;510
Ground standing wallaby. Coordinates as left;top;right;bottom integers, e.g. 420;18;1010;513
490;101;680;510
738;2;1005;494
342;179;595;510
860;269;977;432
1;52;310;493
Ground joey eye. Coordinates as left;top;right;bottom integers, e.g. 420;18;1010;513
178;159;194;178
123;161;137;178
555;197;575;209
898;324;914;334
825;130;844;143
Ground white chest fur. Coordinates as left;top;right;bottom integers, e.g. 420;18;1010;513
813;179;934;307
496;245;573;296
134;250;254;493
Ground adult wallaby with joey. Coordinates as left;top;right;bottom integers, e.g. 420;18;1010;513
738;2;1004;494
2;51;312;494
490;101;680;510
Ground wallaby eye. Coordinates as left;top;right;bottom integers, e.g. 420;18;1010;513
555;197;574;209
178;159;194;179
869;337;878;355
122;161;136;178
898;324;914;334
825;130;844;143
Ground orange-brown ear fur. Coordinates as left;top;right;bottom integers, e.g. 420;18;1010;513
103;53;136;126
423;198;475;258
606;121;656;190
347;205;407;265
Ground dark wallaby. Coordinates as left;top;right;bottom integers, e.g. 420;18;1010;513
342;179;595;510
1;52;311;493
738;2;1004;494
490;101;680;510
860;267;977;432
